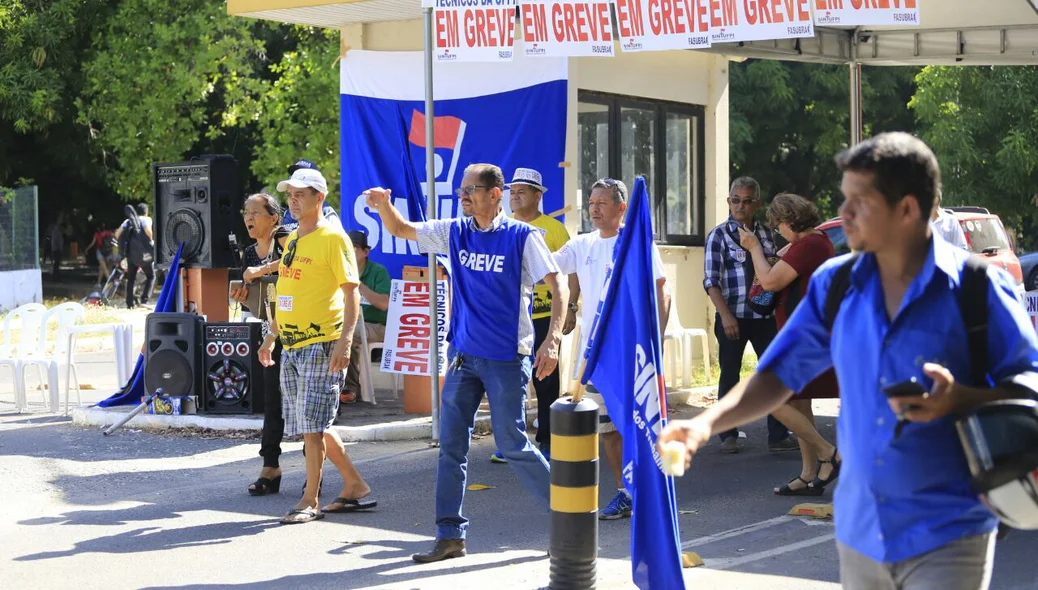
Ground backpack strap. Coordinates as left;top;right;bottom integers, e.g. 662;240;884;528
824;254;860;331
958;257;990;386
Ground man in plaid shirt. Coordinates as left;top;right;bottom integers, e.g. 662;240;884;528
703;177;794;454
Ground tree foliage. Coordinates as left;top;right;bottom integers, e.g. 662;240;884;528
910;66;1038;247
75;0;268;200
248;27;341;210
729;60;919;219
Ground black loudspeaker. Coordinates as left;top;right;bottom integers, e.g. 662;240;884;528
152;155;246;268
145;313;204;399
201;322;269;415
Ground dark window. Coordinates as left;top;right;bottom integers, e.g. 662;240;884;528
576;91;706;245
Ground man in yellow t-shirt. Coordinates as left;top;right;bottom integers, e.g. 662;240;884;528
489;167;571;463
259;167;377;524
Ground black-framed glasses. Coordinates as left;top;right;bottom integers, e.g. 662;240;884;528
728;197;759;206
283;239;298;268
455;184;489;197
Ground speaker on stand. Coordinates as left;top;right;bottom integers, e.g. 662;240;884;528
152;155;246;269
202;322;269;415
144;313;204;401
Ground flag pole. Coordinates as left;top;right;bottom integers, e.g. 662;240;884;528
570;359;587;403
423;2;441;444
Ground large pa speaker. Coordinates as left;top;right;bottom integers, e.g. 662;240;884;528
145;313;204;399
152;155;246;268
201;322;270;415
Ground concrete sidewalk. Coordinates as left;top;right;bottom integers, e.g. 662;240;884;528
70;386;715;442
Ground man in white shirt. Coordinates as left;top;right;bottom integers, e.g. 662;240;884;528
554;178;671;521
930;192;968;250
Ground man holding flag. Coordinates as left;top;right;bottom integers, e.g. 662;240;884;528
580;177;685;589
555;177;671;520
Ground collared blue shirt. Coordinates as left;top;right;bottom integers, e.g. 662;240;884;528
758;235;1038;563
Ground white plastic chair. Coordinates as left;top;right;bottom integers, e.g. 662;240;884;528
0;302;47;411
357;314;399;406
18;302;85;414
663;306;711;388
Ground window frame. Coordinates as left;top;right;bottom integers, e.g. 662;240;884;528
577;90;707;246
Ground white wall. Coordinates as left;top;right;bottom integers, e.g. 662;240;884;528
0;269;43;313
568;50;730;346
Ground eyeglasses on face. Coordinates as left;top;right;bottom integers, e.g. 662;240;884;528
283;239;298;268
728;197;759;206
455;184;490;197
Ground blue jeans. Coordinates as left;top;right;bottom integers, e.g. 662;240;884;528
435;348;550;540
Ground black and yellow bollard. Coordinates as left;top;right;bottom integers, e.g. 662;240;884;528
549;394;600;590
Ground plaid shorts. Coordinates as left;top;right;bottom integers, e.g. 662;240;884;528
280;341;343;436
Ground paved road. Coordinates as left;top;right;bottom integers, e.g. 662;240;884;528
2;405;1036;590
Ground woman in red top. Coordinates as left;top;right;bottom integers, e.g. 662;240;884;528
738;193;841;496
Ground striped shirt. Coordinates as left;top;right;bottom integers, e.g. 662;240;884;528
415;211;560;355
703;217;777;319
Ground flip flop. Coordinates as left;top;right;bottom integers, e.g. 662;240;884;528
322;496;378;513
280;508;324;524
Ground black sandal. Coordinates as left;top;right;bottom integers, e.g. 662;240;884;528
248;475;282;496
810;448;841;489
775;477;824;496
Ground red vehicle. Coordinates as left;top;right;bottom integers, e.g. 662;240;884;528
817;207;1023;287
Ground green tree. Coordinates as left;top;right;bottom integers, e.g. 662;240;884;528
729;60;919;218
75;0;269;200
910;66;1038;248
248;27;341;211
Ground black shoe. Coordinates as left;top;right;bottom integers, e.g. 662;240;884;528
412;538;466;563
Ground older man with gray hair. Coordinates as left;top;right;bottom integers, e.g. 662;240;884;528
555;177;671;520
703;177;794;454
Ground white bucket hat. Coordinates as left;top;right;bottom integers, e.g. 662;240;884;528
506;167;547;193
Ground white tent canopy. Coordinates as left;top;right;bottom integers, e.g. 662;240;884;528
229;0;1038;65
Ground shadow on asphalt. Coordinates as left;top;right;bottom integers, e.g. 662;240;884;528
136;552;549;590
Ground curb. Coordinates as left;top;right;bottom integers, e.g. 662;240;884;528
70;390;711;442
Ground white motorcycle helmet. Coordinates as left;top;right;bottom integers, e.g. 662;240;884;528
956;399;1038;530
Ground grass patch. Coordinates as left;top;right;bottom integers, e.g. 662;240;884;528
678;354;759;389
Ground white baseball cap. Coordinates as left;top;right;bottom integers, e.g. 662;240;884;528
506;167;548;193
277;168;328;194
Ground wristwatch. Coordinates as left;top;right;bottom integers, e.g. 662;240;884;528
568;303;579;312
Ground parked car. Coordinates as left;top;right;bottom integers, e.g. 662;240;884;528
1019;252;1038;291
817;207;1024;291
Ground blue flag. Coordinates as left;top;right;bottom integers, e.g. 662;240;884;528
98;242;185;407
582;177;685;590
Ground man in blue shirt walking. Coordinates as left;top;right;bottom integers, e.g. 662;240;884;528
660;132;1038;589
364;163;567;564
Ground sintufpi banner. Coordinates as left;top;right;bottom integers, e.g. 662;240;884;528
340;50;568;279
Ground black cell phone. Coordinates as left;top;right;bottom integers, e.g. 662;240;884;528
882;378;927;399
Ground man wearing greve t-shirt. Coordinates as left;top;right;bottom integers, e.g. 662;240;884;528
555;178;671;521
363;163;567;564
259;167;376;525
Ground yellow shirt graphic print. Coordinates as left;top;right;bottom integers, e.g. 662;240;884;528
518;214;570;320
275;225;359;349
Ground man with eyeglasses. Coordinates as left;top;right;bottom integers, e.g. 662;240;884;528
703;177;794;454
554;177;671;521
259;167;377;525
363;163;567;563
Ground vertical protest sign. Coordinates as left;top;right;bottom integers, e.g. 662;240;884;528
613;0;712;52
434;0;518;62
706;0;815;44
1027;292;1038;334
814;0;919;26
381;279;450;376
521;0;615;57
